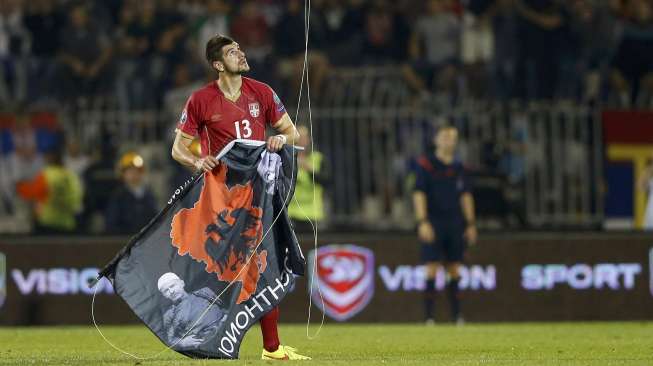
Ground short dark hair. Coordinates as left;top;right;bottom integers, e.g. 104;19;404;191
206;35;235;66
436;125;457;134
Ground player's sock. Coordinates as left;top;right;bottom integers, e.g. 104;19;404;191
447;278;461;320
424;278;436;321
260;306;280;352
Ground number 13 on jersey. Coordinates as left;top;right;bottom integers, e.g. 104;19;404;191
234;120;252;139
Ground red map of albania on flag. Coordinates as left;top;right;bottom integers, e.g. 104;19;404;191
170;166;268;303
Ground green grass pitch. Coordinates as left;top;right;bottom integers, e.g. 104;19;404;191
0;323;652;365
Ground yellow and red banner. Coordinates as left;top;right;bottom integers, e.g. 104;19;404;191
603;111;653;228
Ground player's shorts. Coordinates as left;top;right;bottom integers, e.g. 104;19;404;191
420;220;466;263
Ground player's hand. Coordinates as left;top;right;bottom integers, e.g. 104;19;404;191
266;135;286;152
179;335;203;348
417;221;435;243
194;156;220;173
464;225;478;246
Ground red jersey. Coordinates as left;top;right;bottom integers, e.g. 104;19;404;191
176;77;287;157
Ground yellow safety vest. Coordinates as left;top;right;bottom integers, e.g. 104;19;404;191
37;166;83;231
288;152;324;222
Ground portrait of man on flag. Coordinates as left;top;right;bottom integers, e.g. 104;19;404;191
157;272;227;350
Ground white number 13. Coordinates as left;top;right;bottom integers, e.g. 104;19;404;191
234;119;252;139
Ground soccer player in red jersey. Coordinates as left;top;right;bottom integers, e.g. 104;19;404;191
171;35;309;360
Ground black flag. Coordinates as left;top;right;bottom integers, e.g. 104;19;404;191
96;141;305;359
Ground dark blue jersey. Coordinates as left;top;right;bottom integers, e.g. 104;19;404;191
414;154;471;223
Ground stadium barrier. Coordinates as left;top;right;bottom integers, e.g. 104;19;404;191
1;232;651;325
306;102;603;229
0;68;604;232
55;103;603;230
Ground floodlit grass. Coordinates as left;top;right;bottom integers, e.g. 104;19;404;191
0;323;652;365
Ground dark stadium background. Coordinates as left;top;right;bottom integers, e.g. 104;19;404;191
1;0;652;327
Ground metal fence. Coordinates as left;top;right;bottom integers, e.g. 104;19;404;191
296;67;604;229
0;68;604;232
305;103;603;229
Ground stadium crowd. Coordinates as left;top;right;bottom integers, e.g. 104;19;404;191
0;0;651;234
0;0;652;108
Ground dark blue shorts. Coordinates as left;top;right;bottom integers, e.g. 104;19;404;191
420;221;465;263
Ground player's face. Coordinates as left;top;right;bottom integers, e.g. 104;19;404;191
161;279;186;302
436;128;458;152
221;43;250;74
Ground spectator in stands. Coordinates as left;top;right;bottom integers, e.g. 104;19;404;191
402;0;461;98
56;2;113;104
164;63;204;128
152;0;189;93
514;0;570;100
105;151;158;235
230;1;272;71
113;0;162;110
85;0;114;35
460;0;495;98
63;139;90;182
81;129;119;233
9;109;44;184
361;0;410;65
610;0;653;107
288;126;330;232
17;143;83;234
462;139;506;226
484;0;519;99
499;111;528;227
179;0;208;20
195;0;231;62
0;107;56;223
275;0;330;100
333;0;367;57
0;0;29;104
321;0;349;44
23;0;64;102
567;0;620;102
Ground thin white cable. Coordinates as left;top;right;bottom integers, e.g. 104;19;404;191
279;0;325;340
92;1;319;359
284;0;325;339
92;280;150;360
296;0;326;340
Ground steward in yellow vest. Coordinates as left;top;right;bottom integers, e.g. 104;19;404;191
288;126;329;231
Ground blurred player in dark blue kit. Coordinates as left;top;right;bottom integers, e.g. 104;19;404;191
413;126;477;324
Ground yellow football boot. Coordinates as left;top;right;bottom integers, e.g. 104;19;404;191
261;345;311;360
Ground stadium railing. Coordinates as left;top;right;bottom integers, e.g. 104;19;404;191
0;68;604;232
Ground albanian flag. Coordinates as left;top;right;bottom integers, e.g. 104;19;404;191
96;140;305;359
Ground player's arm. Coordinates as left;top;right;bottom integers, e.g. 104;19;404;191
268;113;299;152
413;191;435;242
460;192;478;245
171;130;218;173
